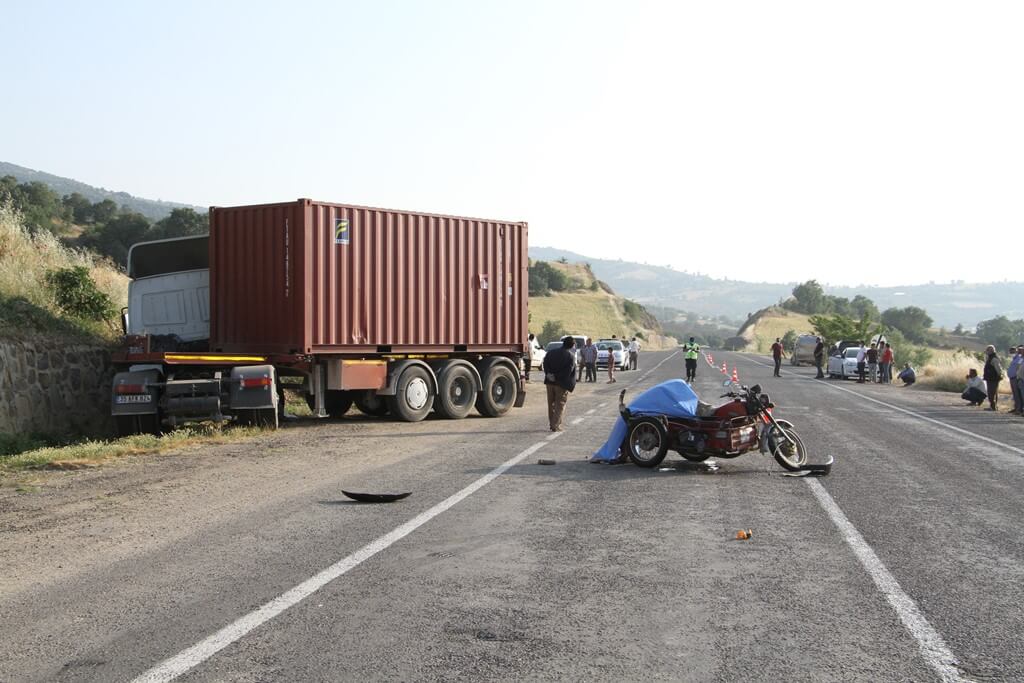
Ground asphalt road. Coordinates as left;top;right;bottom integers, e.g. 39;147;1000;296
1;350;1022;682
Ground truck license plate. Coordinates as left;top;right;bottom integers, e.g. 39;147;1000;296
115;395;152;404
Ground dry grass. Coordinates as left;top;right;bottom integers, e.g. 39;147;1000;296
917;349;1012;395
528;289;676;349
739;309;814;353
0;423;265;474
0;202;128;340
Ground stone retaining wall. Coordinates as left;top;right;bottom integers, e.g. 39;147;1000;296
0;339;115;437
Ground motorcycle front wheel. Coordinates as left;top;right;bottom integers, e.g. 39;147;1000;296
766;425;808;471
625;418;668;468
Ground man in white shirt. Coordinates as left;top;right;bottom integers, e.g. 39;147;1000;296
628;337;641;371
855;342;867;383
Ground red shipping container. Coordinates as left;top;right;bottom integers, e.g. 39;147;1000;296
209;199;528;356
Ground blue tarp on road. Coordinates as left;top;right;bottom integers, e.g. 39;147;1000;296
591;380;701;462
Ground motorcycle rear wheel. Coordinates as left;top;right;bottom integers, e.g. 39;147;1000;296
767;425;808;471
625;418;668;468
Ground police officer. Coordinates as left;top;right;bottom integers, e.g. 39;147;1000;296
683;337;700;383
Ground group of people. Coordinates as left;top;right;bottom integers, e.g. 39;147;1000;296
962;345;1024;414
538;335;643;431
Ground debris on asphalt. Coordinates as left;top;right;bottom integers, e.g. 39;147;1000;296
735;529;753;540
537;458;556;465
341;490;412;503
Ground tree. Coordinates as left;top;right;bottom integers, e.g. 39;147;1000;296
975;316;1024;350
62;192;94;224
953;323;964;335
850;295;879;321
791;280;828;314
148;208;208;240
881;306;933;343
91;199;118;224
809;313;880;347
80;212;152;267
781;330;798;349
540;319;567;345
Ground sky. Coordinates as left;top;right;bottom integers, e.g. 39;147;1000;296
2;1;1022;287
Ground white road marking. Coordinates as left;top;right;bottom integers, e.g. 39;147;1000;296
586;408;597;415
598;402;608;409
131;439;554;683
805;479;969;682
571;417;585;425
739;355;1024;458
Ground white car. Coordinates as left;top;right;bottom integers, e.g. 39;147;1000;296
596;340;629;371
827;347;862;379
527;337;545;369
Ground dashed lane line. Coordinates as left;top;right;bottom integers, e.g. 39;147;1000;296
806;479;969;682
132;437;556;682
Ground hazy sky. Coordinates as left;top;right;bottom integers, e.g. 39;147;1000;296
2;1;1021;286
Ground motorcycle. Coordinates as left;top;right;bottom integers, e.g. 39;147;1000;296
618;381;809;471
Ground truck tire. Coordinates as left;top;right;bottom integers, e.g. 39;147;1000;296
305;390;353;418
435;364;475;420
355;390;390;417
115;414;161;437
237;408;279;430
476;364;517;417
388;366;435;422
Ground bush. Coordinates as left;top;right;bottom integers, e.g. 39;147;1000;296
0;431;57;457
45;266;115;322
540;319;567;345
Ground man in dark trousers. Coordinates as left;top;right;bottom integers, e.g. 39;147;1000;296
682;337;700;383
770;337;786;377
542;336;577;431
813;336;825;379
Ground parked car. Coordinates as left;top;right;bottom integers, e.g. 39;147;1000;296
790;334;819;366
529;337;545;369
827;347;862;379
596;340;629;371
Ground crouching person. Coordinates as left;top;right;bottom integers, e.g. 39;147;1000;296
962;369;987;406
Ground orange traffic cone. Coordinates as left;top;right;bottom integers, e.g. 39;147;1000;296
721;362;727;374
731;367;739;383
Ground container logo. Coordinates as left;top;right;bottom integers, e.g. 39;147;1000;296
334;218;350;245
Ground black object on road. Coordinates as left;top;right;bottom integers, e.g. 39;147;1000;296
341;490;412;503
781;455;834;477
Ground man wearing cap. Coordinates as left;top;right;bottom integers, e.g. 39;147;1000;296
542;336;577;431
813;336;826;379
682;337;700;383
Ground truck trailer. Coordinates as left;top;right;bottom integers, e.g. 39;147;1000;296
111;198;529;434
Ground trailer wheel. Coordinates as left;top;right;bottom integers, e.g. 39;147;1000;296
435;364;475;420
476;364;517;417
115;414;161;437
388;366;435;422
305;390;353;418
355;391;390;417
237;408;279;430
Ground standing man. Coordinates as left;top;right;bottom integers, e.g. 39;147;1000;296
866;342;879;383
524;333;537;383
628;337;640;371
581;338;598;382
982;345;1003;411
770;337;786;377
856;341;868;383
542;336;576;431
879;342;894;384
1006;345;1023;414
683;337;700;383
813;336;826;379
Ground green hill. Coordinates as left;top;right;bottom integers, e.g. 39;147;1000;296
0;161;201;222
528;261;676;349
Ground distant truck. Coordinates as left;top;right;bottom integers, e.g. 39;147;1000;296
111;199;529;434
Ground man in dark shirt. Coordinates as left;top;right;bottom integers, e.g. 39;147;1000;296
542;336;577;432
771;338;786;377
813;337;825;379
